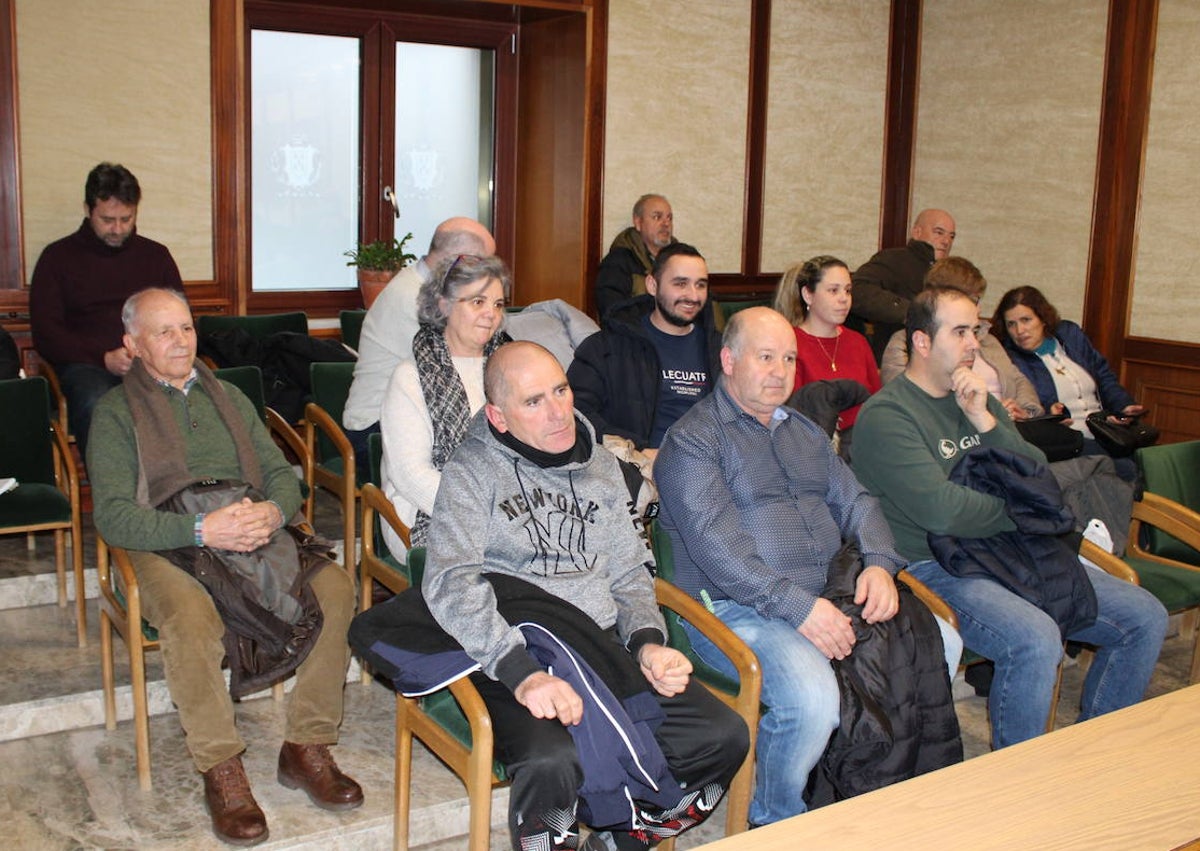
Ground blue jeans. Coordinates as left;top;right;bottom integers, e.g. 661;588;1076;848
906;559;1166;749
59;362;121;456
682;598;962;825
682;600;838;825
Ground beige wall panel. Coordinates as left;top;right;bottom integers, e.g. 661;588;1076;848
761;0;889;274
1131;0;1200;344
912;0;1105;322
603;0;750;272
17;0;213;281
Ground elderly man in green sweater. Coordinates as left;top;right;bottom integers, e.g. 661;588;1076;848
88;288;361;847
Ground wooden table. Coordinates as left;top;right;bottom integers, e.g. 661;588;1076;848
698;685;1200;850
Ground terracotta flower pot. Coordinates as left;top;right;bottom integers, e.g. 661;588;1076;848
357;268;396;309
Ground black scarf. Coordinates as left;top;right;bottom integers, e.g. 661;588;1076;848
411;323;509;543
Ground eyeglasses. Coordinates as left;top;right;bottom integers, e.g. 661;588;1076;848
443;253;468;282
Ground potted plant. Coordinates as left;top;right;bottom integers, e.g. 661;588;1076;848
344;233;416;308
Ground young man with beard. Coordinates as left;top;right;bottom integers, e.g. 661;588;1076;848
569;242;721;463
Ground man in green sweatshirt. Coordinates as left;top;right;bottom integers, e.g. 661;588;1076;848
89;288;361;847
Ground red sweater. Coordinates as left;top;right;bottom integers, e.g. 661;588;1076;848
793;326;881;429
30;221;182;368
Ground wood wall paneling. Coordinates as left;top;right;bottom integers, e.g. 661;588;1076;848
879;0;921;249
0;0;22;307
514;10;589;307
1083;0;1158;367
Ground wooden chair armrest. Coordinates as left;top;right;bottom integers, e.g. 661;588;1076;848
897;569;958;629
40;362;69;432
360;483;412;598
653;578;762;707
100;539;145;622
1130;493;1200;564
361;483;411;553
267;406;315;522
304;402;356;486
49;419;80;503
1079;538;1140;585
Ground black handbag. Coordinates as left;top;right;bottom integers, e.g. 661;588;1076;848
1015;417;1084;462
1085;411;1160;458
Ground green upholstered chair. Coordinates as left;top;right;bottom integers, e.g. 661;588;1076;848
339;309;367;352
306;361;357;573
214;365;314;521
196;311;308;340
710;298;771;331
0;376;85;647
370;496;752;848
1127;441;1200;683
647;522;761;836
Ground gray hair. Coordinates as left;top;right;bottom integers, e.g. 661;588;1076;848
417;254;513;331
121;287;190;335
633;193;669;219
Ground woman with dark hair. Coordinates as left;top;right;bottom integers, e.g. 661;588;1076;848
995;285;1143;458
773;255;880;452
380;254;511;550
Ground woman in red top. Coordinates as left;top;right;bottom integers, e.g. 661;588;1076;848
773;255;881;453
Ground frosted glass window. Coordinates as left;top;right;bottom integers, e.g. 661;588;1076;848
393;43;494;256
251;31;360;291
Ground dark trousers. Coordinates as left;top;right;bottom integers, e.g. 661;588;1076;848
59;362;121;456
472;673;748;850
344;421;380;482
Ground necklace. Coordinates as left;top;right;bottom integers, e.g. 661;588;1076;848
809;328;841;372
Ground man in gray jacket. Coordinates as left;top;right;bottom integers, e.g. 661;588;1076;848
422;341;747;851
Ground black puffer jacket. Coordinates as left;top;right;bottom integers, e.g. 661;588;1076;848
807;544;963;808
928;447;1096;637
567;295;721;450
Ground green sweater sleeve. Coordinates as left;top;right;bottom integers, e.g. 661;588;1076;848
89;381;302;551
853;381;1039;562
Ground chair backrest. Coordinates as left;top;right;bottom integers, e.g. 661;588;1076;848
649;520;741;693
713;298;771;324
1137;440;1200;562
0;377;55;485
339;309;367;351
213;365;267;423
367;432;387;555
197;311;309;340
309;362;356;463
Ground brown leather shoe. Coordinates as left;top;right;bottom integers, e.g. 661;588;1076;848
277;741;364;811
202;755;269;846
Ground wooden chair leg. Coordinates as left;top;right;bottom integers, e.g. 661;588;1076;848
71;521;87;648
465;749;493;851
53;530;67;607
272;682;285;702
100;610;117;731
1046;650;1066;733
394;696;414;851
723;743;755;835
1190;629;1200;685
130;637;152;791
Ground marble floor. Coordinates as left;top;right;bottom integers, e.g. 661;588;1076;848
0;497;1194;849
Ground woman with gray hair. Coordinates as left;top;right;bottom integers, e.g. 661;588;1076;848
380;254;511;548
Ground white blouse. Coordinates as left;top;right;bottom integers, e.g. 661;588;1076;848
1038;342;1102;434
380;355;486;550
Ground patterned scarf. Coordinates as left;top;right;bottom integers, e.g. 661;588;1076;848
123;358;262;508
410;323;509;542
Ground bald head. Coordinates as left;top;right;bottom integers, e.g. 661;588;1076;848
911;209;956;260
428;217;496;263
484;341;577;453
719;307;798;426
